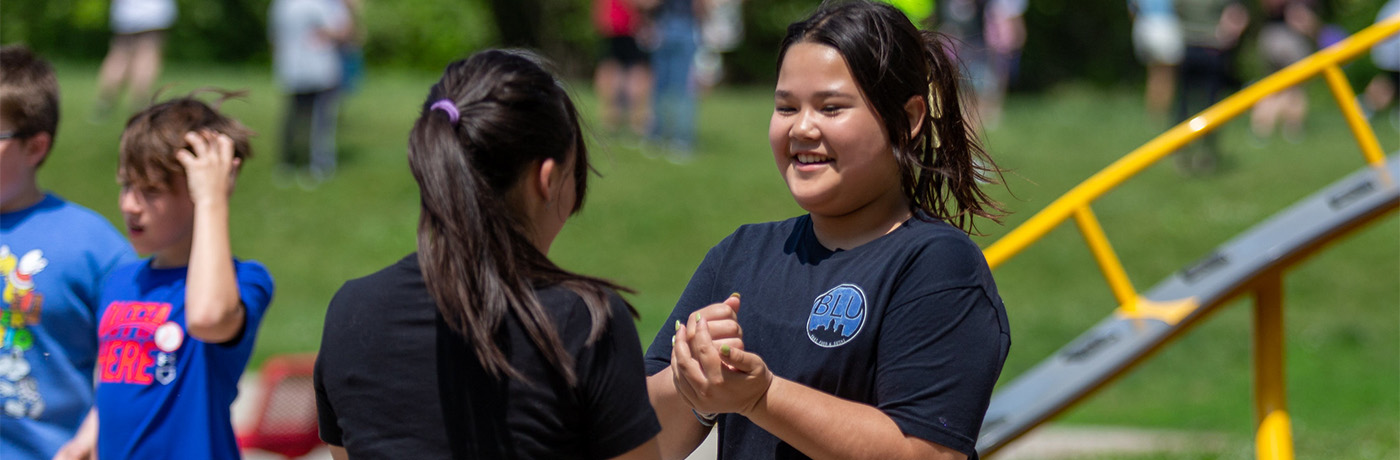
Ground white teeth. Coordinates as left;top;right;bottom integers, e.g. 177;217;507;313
796;154;829;164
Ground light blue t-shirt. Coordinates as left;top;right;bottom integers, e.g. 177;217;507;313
95;258;273;460
0;193;135;460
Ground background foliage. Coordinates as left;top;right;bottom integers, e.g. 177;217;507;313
3;0;1391;87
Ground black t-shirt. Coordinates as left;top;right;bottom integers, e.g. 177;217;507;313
316;254;660;459
644;215;1010;459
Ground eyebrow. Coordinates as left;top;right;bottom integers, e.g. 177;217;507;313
774;90;855;99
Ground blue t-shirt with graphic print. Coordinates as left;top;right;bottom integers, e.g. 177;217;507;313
0;193;135;460
95;259;273;460
644;214;1010;459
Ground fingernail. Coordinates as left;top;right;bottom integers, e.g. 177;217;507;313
721;344;731;355
730;292;741;299
675;320;682;331
671;336;676;346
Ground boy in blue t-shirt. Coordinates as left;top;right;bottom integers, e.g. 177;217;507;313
0;45;136;460
71;93;274;460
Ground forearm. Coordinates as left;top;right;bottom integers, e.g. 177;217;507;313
743;377;964;460
647;369;713;460
185;200;243;342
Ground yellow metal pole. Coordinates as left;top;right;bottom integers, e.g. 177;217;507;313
1322;65;1387;167
1254;272;1295;460
1071;206;1138;310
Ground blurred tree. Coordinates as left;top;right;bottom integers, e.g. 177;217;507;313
1;0;1388;89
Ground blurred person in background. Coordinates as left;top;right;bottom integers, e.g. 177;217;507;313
593;0;656;139
936;0;1023;131
1250;0;1319;143
94;0;177;120
269;0;354;187
1361;0;1400;127
982;0;1026;131
647;0;706;163
694;0;745;96
1174;0;1247;173
1128;0;1186;118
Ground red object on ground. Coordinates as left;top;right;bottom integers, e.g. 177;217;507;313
237;353;322;458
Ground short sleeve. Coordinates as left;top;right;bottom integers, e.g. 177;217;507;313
643;238;728;375
314;351;343;445
875;286;1009;457
216;260;275;350
577;293;661;458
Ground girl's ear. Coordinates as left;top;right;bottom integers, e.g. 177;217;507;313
534;157;558;204
903;95;926;139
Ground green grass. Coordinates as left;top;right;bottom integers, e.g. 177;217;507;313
40;60;1397;458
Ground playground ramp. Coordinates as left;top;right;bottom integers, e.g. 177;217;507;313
976;156;1399;455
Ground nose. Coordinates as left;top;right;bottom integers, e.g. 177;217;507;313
790;109;819;141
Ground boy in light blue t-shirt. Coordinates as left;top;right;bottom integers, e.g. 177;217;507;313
0;45;136;460
61;92;274;460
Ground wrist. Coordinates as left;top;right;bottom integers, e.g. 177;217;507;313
738;374;777;419
192;196;230;211
692;408;718;427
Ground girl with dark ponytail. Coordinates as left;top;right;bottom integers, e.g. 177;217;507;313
314;50;661;460
644;2;1010;459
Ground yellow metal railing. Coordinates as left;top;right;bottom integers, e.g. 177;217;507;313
981;15;1398;460
984;14;1400;294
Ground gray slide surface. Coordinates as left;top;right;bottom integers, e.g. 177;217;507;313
977;155;1400;455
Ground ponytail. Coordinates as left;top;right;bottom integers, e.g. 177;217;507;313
406;51;636;385
911;30;1008;235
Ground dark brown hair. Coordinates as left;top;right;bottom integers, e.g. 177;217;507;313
779;0;1008;234
118;90;253;191
0;45;59;153
407;49;635;385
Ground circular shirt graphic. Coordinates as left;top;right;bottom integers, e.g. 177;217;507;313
154;322;184;353
806;284;868;347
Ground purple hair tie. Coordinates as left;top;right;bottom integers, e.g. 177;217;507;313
429;99;460;124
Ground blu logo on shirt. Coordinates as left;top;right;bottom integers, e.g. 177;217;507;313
806;284;867;347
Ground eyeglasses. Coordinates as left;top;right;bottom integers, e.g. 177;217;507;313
0;132;17;141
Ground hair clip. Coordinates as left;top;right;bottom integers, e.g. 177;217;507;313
430;99;460;124
927;83;942;149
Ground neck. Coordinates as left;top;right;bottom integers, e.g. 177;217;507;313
809;195;912;251
0;185;44;213
151;241;193;269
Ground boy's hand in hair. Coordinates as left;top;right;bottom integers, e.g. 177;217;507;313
178;129;245;343
176;130;241;207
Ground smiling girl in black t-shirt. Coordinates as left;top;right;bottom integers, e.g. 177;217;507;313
644;2;1012;459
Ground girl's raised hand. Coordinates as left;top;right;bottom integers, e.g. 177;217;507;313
670;297;771;417
176;130;241;206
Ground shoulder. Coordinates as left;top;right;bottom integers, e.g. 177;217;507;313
536;284;636;345
327;254;422;319
334;254;420;300
707;216;803;256
894;218;993;287
35;194;128;243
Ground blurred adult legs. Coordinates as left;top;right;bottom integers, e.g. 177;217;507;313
96;31;166;114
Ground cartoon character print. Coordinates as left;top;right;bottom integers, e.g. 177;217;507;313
0;245;48;419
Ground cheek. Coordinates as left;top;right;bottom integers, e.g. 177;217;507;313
768;114;788;158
